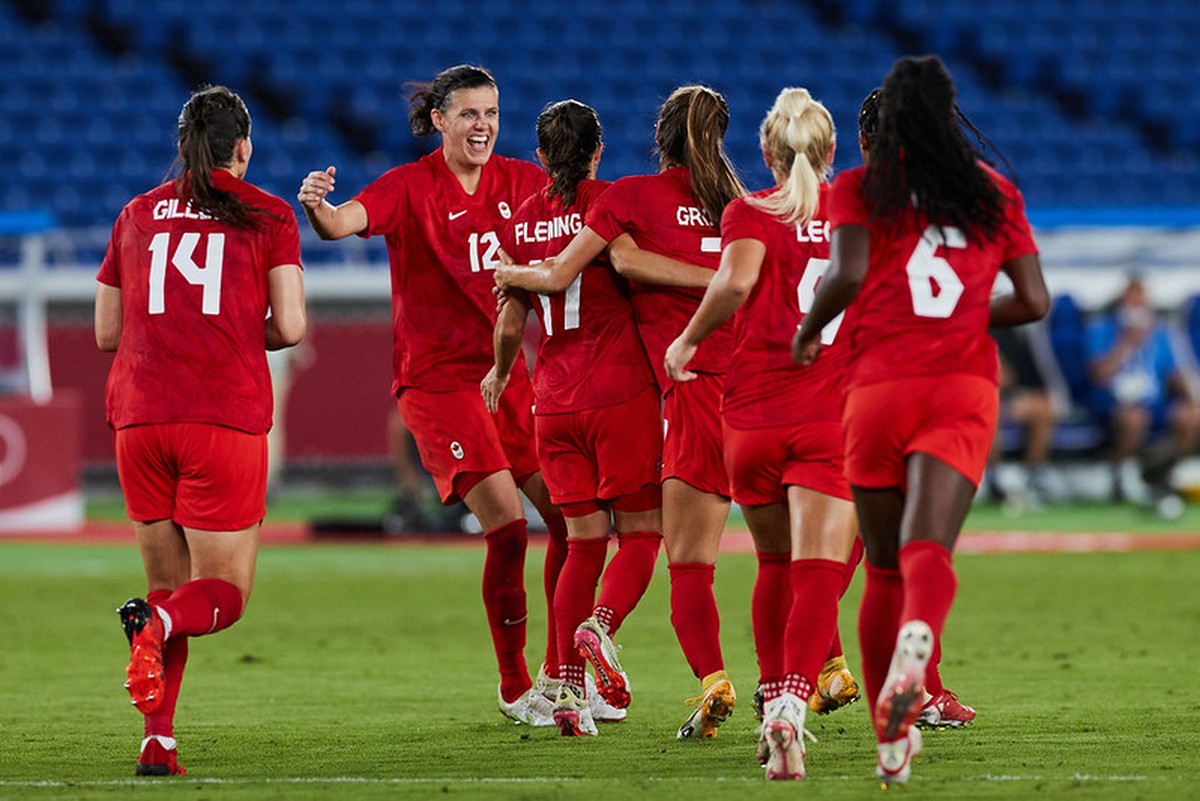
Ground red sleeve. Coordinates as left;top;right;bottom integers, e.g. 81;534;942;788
827;168;870;229
720;196;769;247
266;203;303;269
96;205;130;287
354;165;409;238
583;177;632;243
999;182;1038;262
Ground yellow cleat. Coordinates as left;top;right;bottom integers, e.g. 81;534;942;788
809;655;861;715
677;670;737;739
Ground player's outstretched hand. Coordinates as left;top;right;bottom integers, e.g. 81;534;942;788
297;166;337;209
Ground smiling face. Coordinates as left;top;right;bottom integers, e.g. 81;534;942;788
431;85;499;178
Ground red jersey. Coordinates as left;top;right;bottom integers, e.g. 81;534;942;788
828;163;1038;389
97;170;300;434
355;148;547;394
499;179;656;414
585;166;734;391
720;185;850;429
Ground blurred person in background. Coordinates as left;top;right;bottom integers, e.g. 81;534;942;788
485;99;662;736
97;85;306;776
984;326;1060;509
297;64;568;725
496;85;745;741
664;86;861;780
793;57;1049;786
1086;274;1199;516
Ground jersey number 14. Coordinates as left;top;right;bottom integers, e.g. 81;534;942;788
148;231;224;315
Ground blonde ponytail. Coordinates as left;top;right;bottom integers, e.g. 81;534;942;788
750;88;835;225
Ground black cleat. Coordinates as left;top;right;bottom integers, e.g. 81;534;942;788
118;598;153;646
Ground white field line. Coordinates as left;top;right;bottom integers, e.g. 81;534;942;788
0;773;1150;787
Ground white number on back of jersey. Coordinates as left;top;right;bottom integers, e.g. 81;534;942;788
906;225;965;319
537;272;582;336
148;231;225;315
796;257;844;345
469;231;502;272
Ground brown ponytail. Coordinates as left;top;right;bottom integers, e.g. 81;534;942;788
655;85;746;231
171;85;276;229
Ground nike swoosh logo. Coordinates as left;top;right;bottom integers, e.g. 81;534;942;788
448;210;467;220
502;615;528;626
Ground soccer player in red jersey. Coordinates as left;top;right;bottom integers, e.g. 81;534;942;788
97;86;307;776
495;85;746;740
296;65;567;725
665;87;861;780
484;100;663;736
793;56;1050;787
855;86;978;733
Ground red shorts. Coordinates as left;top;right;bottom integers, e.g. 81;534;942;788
723;420;851;506
535;385;662;516
398;373;540;504
663;374;731;498
844;374;998;489
115;423;268;530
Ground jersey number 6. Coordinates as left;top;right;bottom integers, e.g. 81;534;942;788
906;225;965;319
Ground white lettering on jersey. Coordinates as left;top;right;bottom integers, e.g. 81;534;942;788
675;206;712;227
795;219;831;243
152;199;213;221
514;213;583;245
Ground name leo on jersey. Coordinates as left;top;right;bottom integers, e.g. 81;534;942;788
514;213;582;245
153;199;213;221
795;219;831;243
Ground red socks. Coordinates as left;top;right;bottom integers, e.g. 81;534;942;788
899;540;957;697
144;589;186;738
858;562;903;710
555;536;608;677
752;551;791;686
541;512;569;679
785;559;845;687
824;536;865;662
898;540;957;644
594;531;661;634
157;578;245;638
482;519;530;703
668;562;724;679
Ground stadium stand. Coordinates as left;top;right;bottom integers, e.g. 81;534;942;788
1;0;1199;235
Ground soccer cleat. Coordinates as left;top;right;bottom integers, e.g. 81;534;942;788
586;672;626;723
760;692;809;781
574;616;630;709
874;620;934;742
809;656;861;715
497;685;556;726
877;726;922;787
751;685;765;721
136;735;186;776
552;683;598;737
677;670;736;740
118;598;165;715
533;664;559;704
916;689;976;730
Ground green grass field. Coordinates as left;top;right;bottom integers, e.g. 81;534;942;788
2;504;1198;800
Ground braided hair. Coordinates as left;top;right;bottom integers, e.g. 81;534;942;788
863;55;1005;243
172;85;275;229
407;64;497;137
536;100;602;209
655;85;747;232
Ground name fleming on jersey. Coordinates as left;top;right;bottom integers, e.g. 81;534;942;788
513;213;583;245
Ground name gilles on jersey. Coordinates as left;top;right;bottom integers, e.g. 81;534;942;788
152;198;213;221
